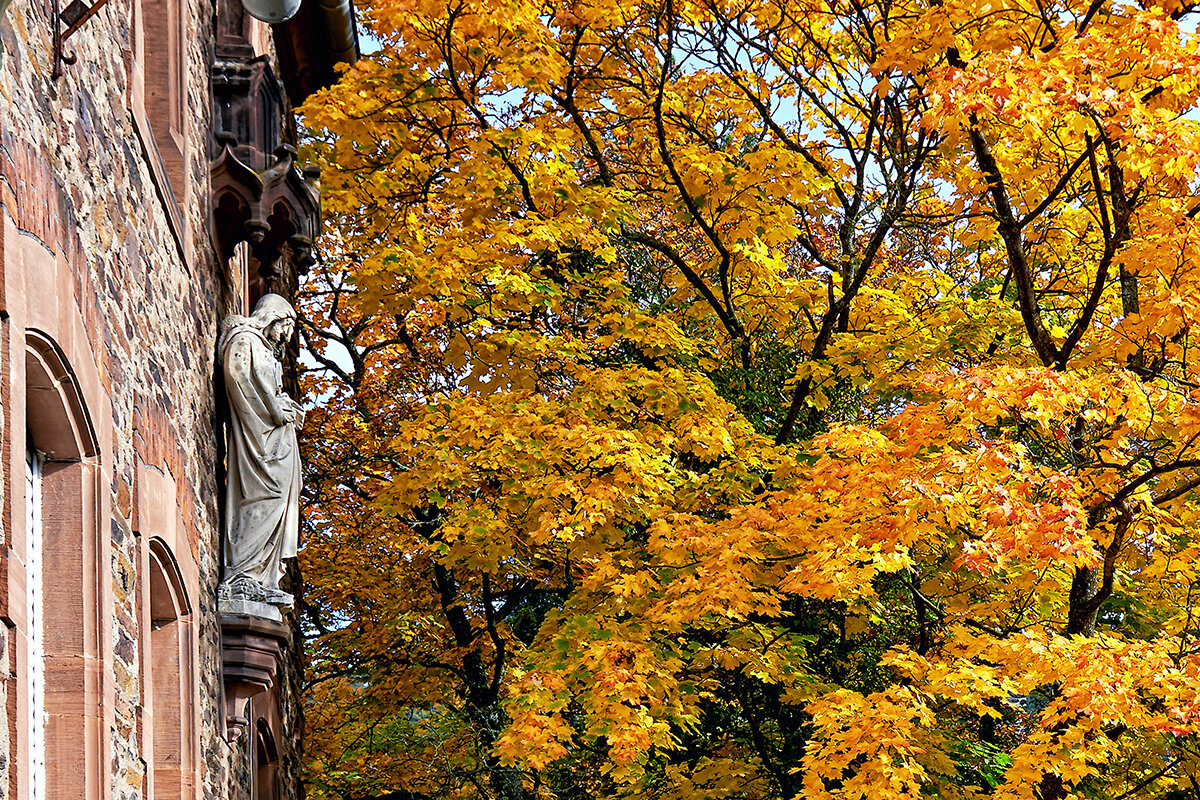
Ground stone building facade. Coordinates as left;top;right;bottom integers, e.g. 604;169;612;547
0;0;353;796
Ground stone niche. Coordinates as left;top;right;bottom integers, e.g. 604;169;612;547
211;0;315;744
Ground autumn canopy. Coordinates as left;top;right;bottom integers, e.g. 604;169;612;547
297;0;1200;797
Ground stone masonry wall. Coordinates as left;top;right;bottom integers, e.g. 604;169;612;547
0;0;287;795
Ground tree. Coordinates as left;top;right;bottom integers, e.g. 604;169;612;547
298;0;1200;797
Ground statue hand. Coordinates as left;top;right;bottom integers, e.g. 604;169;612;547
285;397;306;430
273;397;306;428
272;402;297;427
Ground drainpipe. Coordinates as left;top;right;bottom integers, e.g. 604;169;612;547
317;0;358;65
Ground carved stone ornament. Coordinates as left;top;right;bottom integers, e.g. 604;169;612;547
218;294;302;623
212;140;320;280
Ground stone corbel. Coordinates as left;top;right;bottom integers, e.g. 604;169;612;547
220;612;290;741
211;139;320;281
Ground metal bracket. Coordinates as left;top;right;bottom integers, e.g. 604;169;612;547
0;0;13;56
51;0;111;79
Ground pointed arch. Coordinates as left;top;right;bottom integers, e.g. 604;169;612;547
148;537;192;621
25;329;99;461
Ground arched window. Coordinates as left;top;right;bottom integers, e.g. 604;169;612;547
146;538;195;800
24;329;103;800
24;444;44;800
254;718;279;800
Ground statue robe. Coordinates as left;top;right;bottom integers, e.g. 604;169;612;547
221;323;300;589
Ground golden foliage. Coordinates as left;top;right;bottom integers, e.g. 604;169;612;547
298;0;1200;797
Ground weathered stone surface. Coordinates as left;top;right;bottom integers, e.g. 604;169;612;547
219;294;301;600
0;0;305;796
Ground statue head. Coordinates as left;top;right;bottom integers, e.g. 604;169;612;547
251;294;297;355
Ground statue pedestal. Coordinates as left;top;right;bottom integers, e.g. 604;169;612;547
220;610;290;741
221;596;284;622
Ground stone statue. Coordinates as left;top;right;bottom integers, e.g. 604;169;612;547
218;293;303;612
